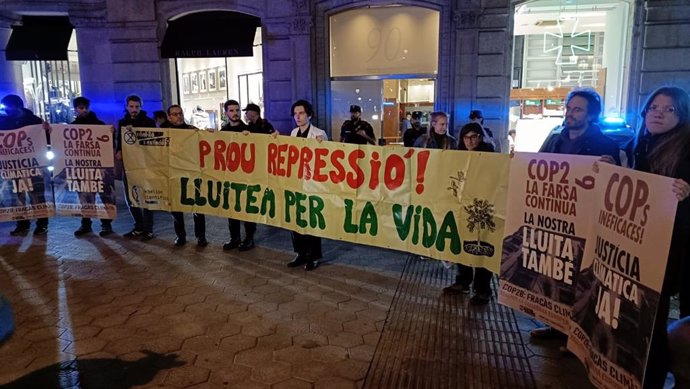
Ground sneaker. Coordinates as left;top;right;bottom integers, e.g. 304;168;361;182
33;226;48;236
123;229;143;238
140;232;154;242
197;237;208;247
443;282;471;295
529;326;568;340
74;225;93;236
173;237;186;246
470;292;491;305
238;238;255;251
223;239;241;250
9;226;30;236
99;228;114;237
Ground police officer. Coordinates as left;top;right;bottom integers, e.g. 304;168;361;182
339;105;376;145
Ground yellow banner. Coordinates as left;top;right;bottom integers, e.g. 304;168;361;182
123;127;510;271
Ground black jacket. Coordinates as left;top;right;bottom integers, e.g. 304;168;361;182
0;108;43;131
539;124;621;165
116;111;156;152
628;130;690;294
71;111;105;125
248;118;275;134
221;121;249;133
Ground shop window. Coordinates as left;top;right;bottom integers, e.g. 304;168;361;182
329;6;439;144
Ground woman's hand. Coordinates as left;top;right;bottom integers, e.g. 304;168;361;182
315;135;324;143
672;178;690;201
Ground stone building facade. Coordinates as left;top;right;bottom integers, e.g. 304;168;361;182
0;0;689;147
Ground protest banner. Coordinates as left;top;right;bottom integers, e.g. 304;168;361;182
567;163;676;389
123;128;510;269
0;124;54;221
498;152;598;332
52;124;116;219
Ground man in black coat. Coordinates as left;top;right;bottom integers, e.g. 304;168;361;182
0;94;49;236
220;100;255;251
70;96;115;237
115;95;157;241
165;104;207;248
340;105;376;145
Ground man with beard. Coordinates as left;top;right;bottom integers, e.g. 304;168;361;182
403;111;426;147
166;105;206;248
220;100;255;252
0;94;48;236
115;94;157;241
340;105;375;145
70;97;115;237
532;88;620;344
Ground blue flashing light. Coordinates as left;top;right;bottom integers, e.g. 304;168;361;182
602;116;625;125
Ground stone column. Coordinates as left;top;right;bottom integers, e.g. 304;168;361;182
453;0;512;152
0;23;24;101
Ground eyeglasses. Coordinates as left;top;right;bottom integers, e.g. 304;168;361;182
646;105;677;115
463;134;480;141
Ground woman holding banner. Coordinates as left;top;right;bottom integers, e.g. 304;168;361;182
625;86;690;389
442;122;495;305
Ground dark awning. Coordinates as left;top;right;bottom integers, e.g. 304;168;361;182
5;16;74;61
161;11;261;58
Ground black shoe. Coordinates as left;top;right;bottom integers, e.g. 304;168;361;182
238;238;255;251
74;225;93;236
33;226;48;236
9;226;30;236
470;292;491;305
287;254;308;268
197;237;208;247
140;232;154;242
530;326;568;340
223;239;241;250
124;229;143;238
443;282;471;295
99;228;114;237
174;237;186;246
304;260;320;271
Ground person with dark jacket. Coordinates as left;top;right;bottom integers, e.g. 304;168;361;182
165;105;207;248
531;88;621;342
340;105;376;145
624;86;690;389
220;100;255;251
413;111;457;149
403;111;425;147
243;103;274;135
115;94;157;241
0;94;49;236
70;97;115;237
443;122;495;305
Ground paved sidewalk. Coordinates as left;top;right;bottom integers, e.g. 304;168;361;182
0;211;599;388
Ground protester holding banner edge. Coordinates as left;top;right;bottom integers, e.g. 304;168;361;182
530;88;621;344
115;94;157;241
623;86;690;389
68;96;116;237
166;104;207;248
0;94;50;236
443;122;495;305
284;99;327;271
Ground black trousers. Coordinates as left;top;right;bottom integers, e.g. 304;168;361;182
172;212;206;239
80;217;112;228
291;232;322;260
456;264;493;294
228;218;255;241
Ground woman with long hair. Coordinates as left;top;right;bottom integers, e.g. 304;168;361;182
626;86;690;388
443;122;495;305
